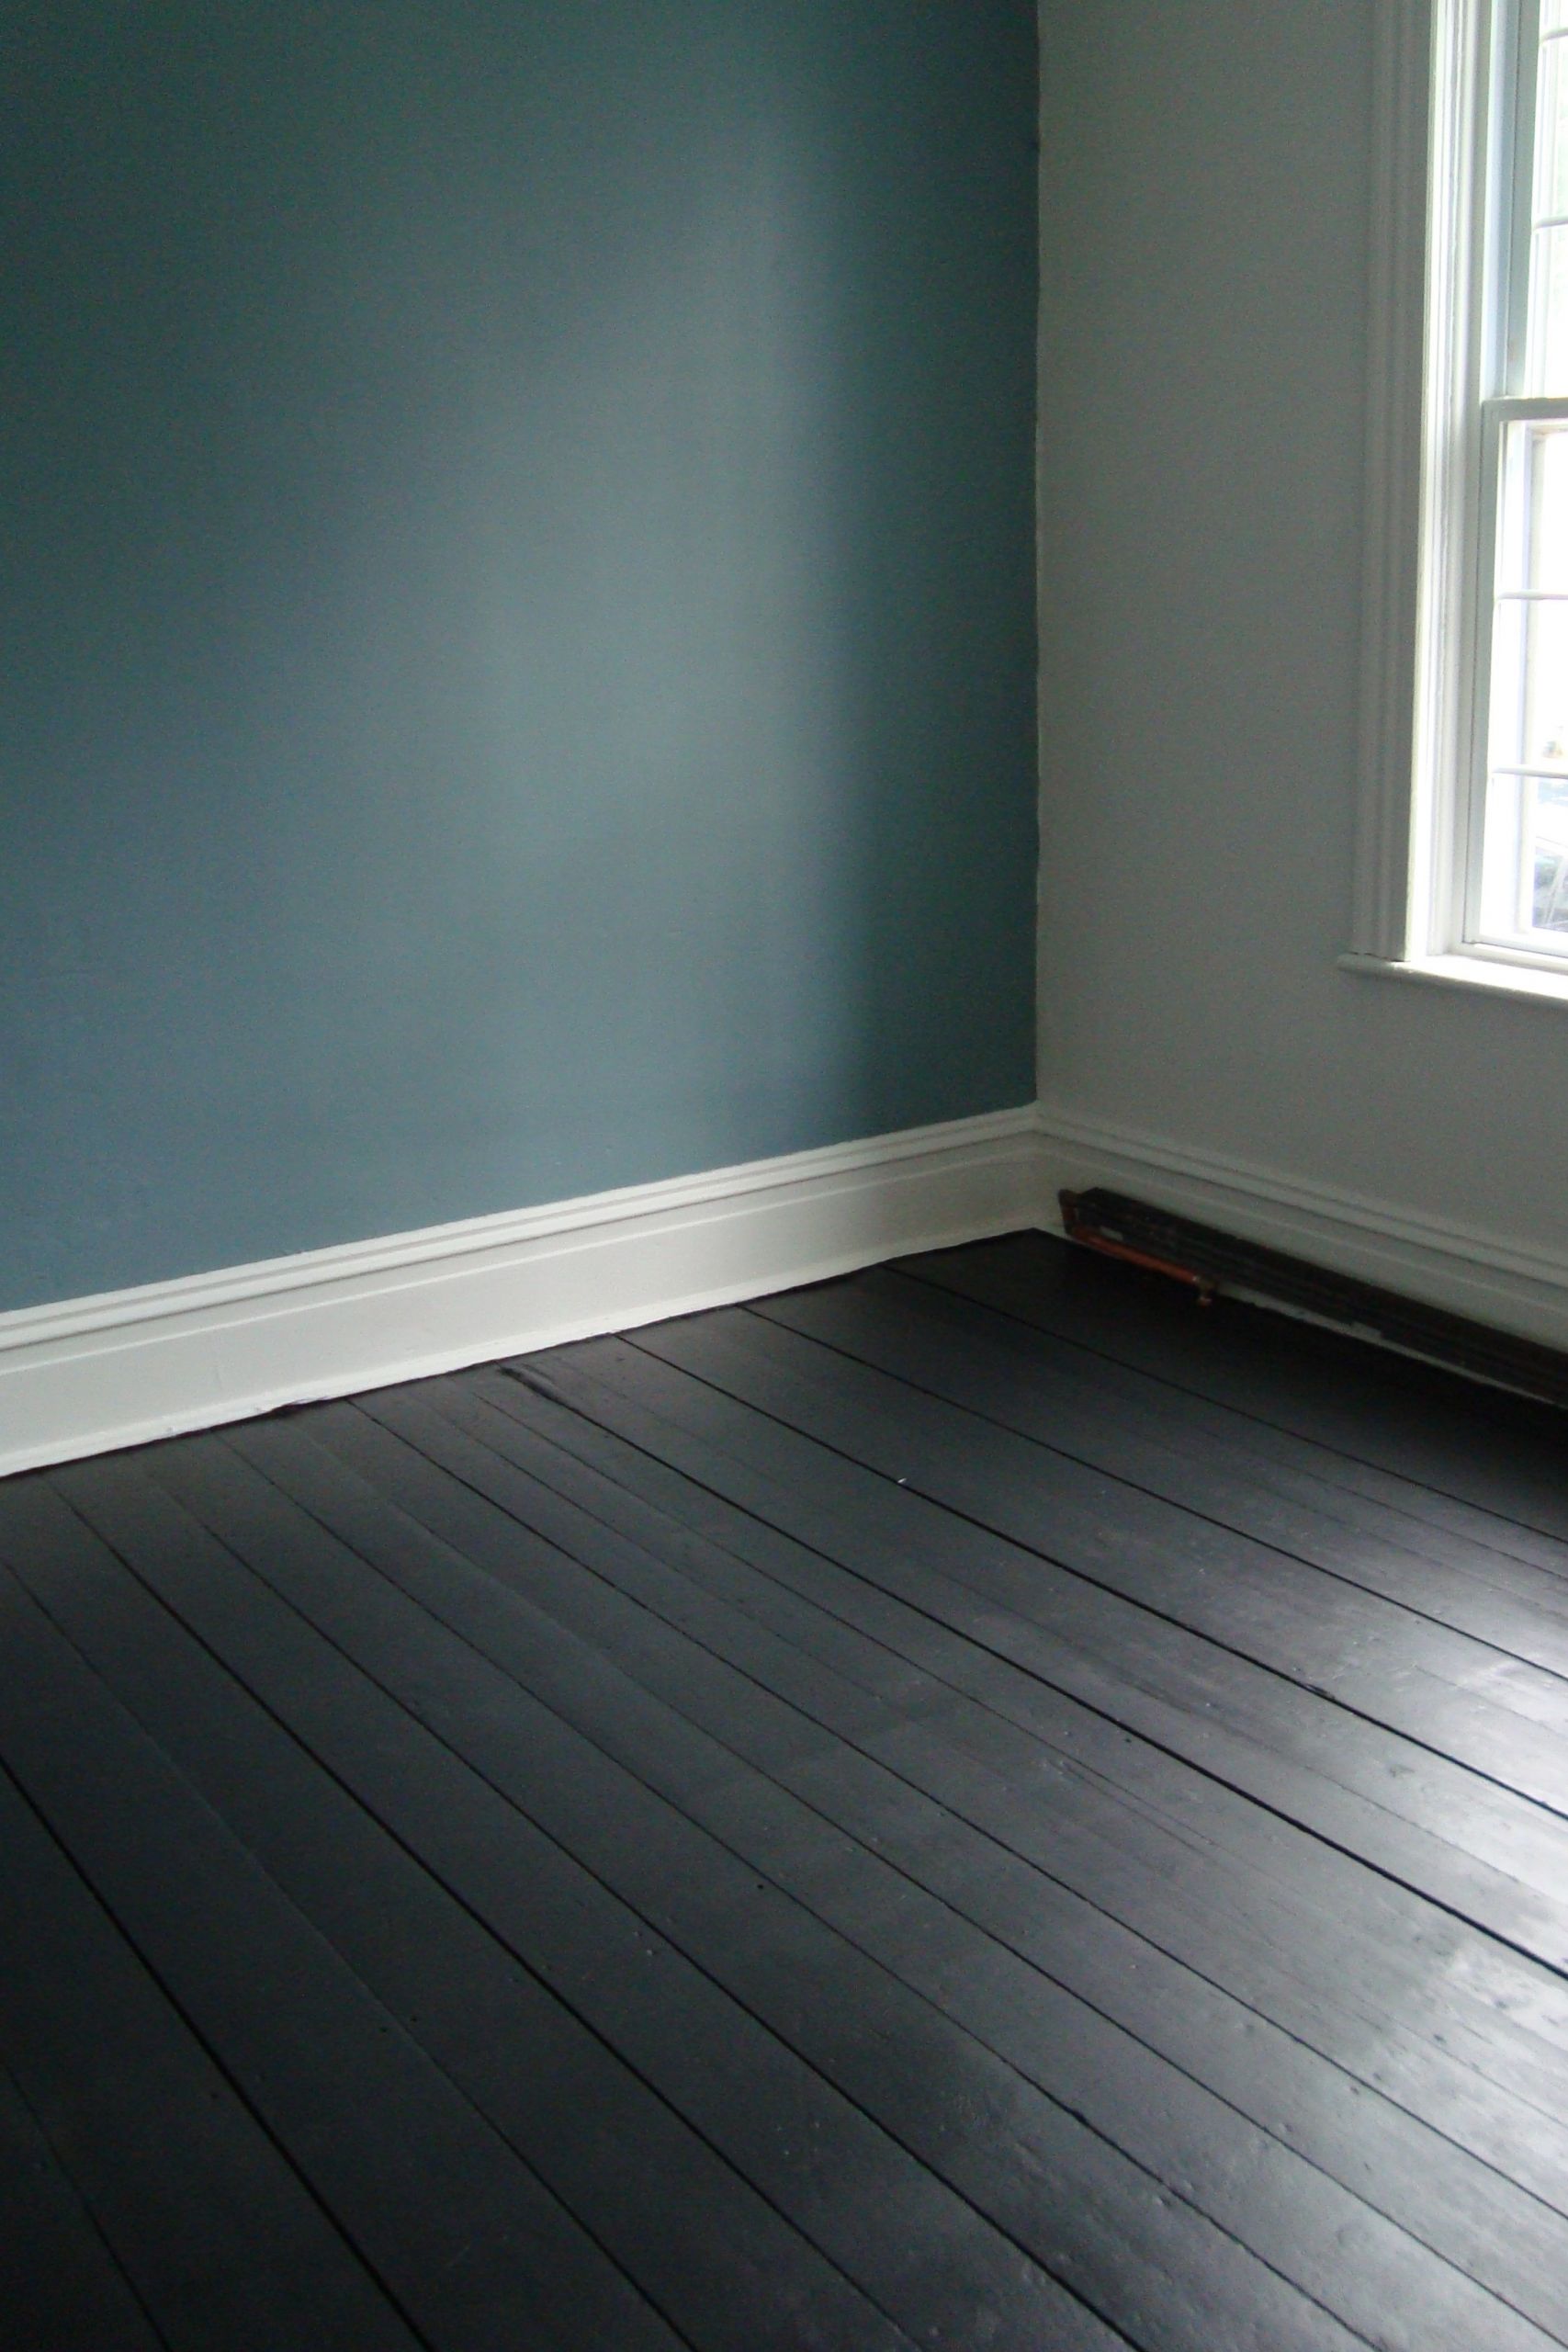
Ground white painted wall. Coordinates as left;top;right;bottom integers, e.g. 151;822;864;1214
1035;0;1568;1322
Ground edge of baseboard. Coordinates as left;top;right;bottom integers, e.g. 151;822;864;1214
1035;1102;1568;1358
0;1107;1042;1478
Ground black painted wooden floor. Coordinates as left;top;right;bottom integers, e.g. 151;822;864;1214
5;1233;1568;2352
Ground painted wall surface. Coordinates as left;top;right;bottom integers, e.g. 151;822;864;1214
1;2;1037;1313
1037;2;1568;1259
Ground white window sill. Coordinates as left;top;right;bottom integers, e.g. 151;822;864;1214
1338;950;1568;1006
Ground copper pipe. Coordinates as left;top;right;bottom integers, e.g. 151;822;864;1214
1060;1193;1217;1305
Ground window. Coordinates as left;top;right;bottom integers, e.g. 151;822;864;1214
1351;0;1568;996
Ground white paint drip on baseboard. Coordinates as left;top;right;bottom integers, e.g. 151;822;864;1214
0;1108;1041;1477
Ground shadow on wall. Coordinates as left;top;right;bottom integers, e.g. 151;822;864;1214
0;1;1037;1312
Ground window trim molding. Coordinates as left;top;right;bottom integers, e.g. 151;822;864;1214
1352;0;1437;961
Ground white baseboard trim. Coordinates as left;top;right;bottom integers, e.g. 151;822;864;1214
8;1097;1565;1478
0;1107;1042;1478
1035;1102;1568;1360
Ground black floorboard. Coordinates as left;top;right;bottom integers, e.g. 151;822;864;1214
901;1237;1568;1552
1;1232;1566;2350
0;2058;164;2352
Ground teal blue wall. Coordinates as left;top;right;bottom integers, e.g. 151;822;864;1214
2;2;1037;1313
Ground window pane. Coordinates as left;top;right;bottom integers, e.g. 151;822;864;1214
1530;779;1568;930
1529;229;1568;391
1540;33;1568;214
1493;423;1568;776
1529;31;1568;390
1522;599;1568;769
1478;774;1568;940
1546;1;1568;38
1531;420;1568;592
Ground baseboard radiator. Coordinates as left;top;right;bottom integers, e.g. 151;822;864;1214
1060;1187;1568;1412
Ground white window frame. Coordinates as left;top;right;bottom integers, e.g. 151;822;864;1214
1348;0;1568;1005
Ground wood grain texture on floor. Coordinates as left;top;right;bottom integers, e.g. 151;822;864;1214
2;1232;1567;2351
